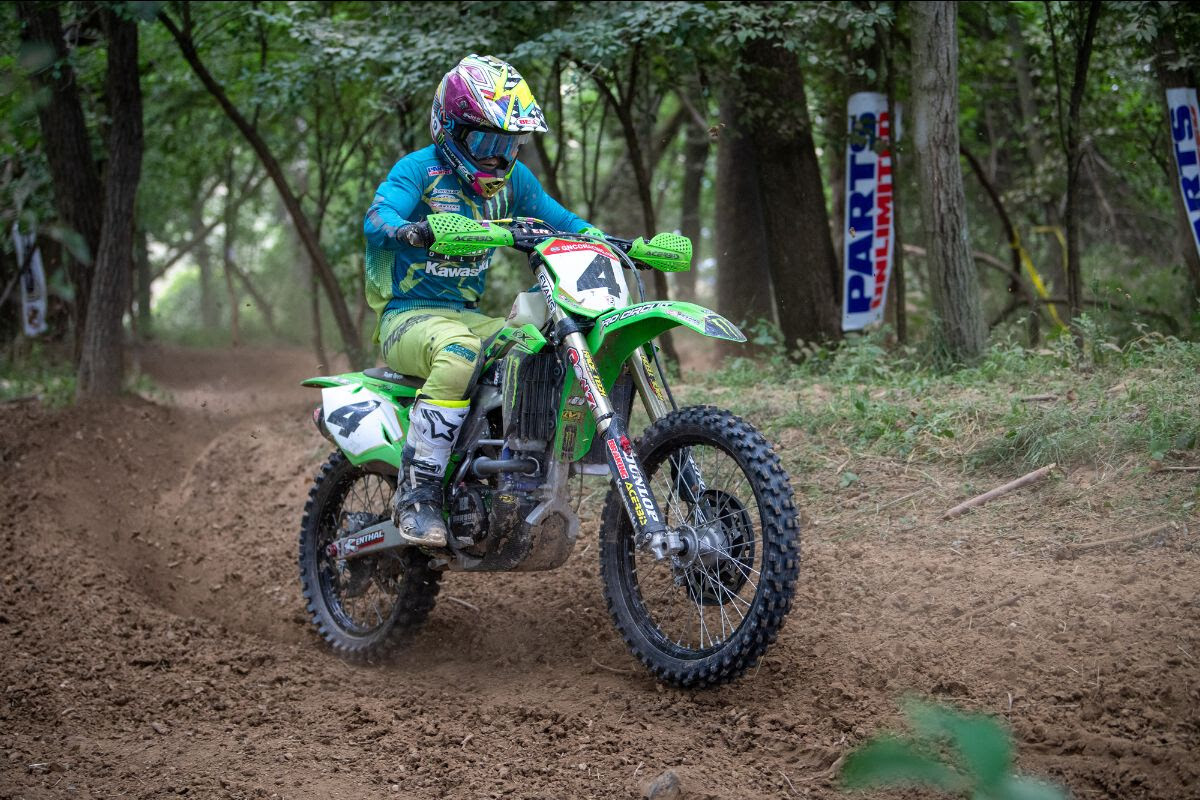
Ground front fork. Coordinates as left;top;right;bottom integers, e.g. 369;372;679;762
542;268;695;561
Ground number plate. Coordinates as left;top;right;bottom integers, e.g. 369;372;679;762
540;239;630;312
321;385;403;457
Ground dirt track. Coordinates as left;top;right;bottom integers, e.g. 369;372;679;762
2;344;1198;799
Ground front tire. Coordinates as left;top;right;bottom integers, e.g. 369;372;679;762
599;406;800;687
299;451;440;659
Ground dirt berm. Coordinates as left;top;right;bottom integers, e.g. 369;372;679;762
1;344;1197;799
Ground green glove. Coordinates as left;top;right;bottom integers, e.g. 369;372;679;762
578;225;606;239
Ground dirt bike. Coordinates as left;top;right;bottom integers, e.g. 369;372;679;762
298;214;800;687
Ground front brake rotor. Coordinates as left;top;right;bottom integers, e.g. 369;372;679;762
684;489;756;607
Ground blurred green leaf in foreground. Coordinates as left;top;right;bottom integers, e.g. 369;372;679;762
840;700;1065;800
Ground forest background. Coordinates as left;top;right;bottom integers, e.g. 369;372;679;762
3;4;1200;795
2;0;1200;396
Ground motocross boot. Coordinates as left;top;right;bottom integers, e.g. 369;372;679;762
393;398;470;547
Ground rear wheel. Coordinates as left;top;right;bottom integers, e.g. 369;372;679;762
299;452;440;659
599;406;800;687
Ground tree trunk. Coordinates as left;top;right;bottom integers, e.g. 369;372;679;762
223;157;240;347
911;1;986;362
228;259;278;337
744;45;842;349
1062;1;1102;328
714;93;775;358
16;1;104;356
135;226;152;339
310;269;328;370
77;9;143;399
190;193;218;330
160;9;363;366
592;60;680;366
960;145;1041;344
1153;25;1200;309
675;119;709;303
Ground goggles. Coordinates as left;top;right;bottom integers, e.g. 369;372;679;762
460;129;529;165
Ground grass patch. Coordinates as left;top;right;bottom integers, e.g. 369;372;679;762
0;343;78;406
1;343;170;406
680;324;1200;472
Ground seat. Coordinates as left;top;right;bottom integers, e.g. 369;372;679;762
362;367;426;390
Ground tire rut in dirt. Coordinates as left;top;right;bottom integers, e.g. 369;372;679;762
599;405;800;688
298;451;441;660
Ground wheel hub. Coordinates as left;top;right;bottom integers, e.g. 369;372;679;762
678;489;756;606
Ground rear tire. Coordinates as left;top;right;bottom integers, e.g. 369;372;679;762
599;406;800;687
298;451;441;660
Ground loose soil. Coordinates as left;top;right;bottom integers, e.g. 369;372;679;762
1;344;1197;799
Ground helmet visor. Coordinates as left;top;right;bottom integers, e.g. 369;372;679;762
462;130;529;165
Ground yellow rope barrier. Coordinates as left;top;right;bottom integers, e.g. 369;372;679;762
1011;226;1067;330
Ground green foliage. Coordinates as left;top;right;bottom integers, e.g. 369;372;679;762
841;700;1065;800
0;343;77;407
689;326;1200;473
5;0;1199;369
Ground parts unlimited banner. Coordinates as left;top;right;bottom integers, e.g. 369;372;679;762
842;92;899;332
1167;88;1200;263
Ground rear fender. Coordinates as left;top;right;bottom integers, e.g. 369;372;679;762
302;373;413;469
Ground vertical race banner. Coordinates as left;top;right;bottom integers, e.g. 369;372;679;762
842;92;899;332
11;224;48;337
1167;88;1200;263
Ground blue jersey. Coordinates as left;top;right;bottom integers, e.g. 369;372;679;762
363;145;590;328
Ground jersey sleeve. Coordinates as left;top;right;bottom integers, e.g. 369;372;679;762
511;162;592;233
364;158;424;250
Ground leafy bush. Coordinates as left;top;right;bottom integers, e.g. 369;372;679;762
688;328;1200;471
841;700;1064;800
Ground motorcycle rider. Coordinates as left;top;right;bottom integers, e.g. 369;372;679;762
363;54;602;547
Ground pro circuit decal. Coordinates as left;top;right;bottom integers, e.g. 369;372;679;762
426;165;452;176
566;347;608;411
599;302;676;329
640;353;667;402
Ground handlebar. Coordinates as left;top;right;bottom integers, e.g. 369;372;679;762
497;219;644;267
416;213;690;273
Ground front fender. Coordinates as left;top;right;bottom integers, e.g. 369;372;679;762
587;301;744;377
550;302;744;463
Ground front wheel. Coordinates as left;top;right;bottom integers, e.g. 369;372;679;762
298;451;441;660
599;406;800;687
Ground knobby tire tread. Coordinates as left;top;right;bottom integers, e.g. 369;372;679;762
298;451;441;661
599;406;801;688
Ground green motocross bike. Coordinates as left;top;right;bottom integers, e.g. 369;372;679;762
299;214;800;687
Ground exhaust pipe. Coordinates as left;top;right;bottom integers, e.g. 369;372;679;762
313;406;335;443
470;456;539;477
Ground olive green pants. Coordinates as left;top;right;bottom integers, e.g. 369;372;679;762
379;308;507;401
